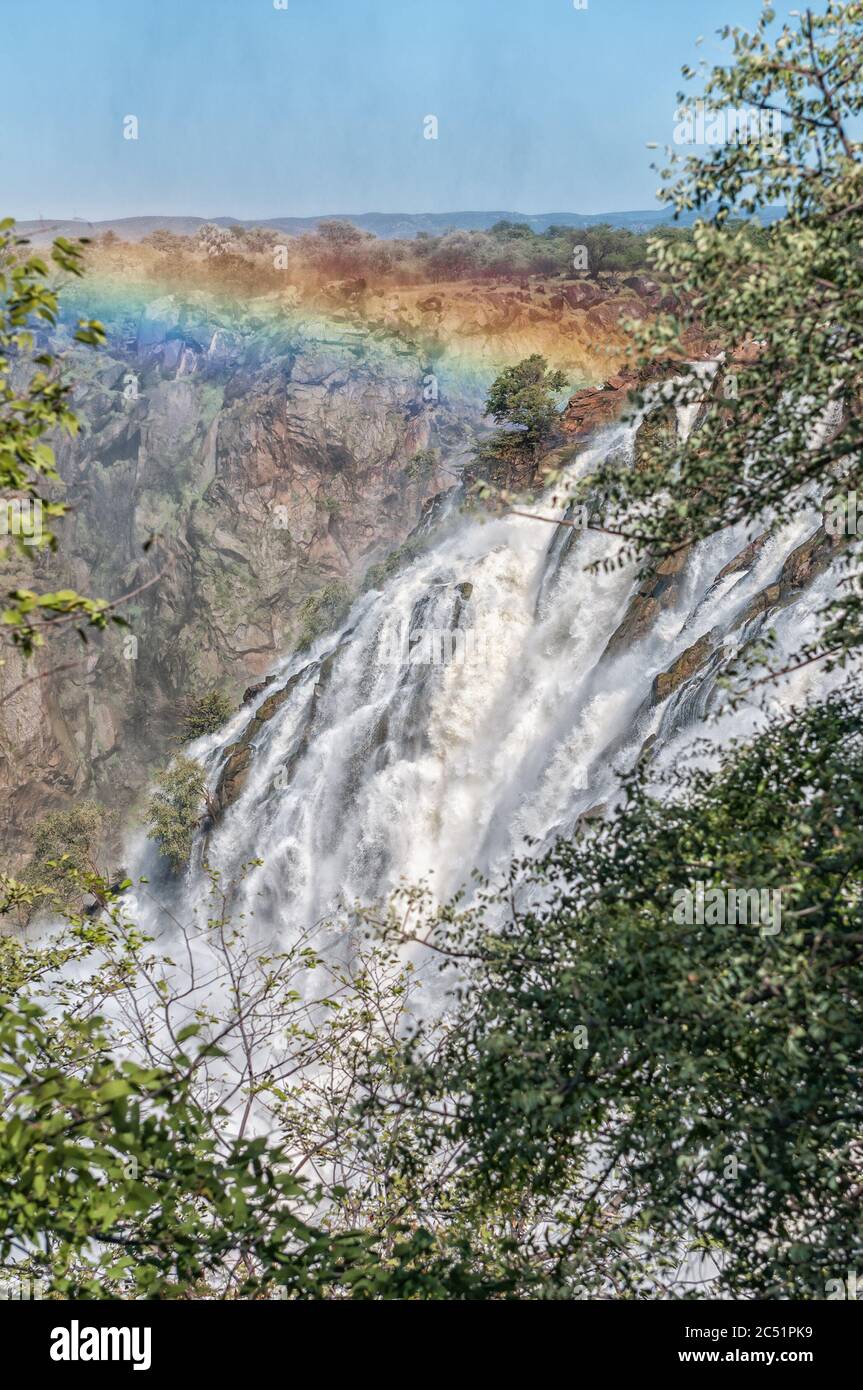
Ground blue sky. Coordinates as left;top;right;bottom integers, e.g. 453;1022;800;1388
1;0;779;220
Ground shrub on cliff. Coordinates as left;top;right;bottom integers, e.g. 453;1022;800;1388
362;535;427;592
180;690;233;742
12;800;108;923
404;447;439;483
294;580;352;650
484;354;568;446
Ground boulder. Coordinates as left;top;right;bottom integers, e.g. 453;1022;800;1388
562;281;605;310
603;545;692;658
652;631;717;704
136;297;179;353
561;372;638;439
729;525;842;634
214;665;311;814
717;532;769;580
622;275;661;300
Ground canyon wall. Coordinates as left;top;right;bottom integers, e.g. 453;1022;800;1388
0;258;653;859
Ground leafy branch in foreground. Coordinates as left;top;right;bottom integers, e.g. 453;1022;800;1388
0;873;518;1299
556;2;863;677
359;687;863;1299
0;218;111;655
5;687;863;1299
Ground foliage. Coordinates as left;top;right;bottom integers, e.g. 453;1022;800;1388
362;535;427;592
180;689;233;742
8;642;863;1299
13;800;108;922
0;874;517;1299
144;757;207;872
360;688;863;1298
0;219;110;655
129;208;678;290
564;0;863;682
351;4;863;1299
467;354;568;492
404;447;438;482
294;579;352;650
3;0;863;1305
484;354;568;443
553;222;649;277
195;222;234;258
0;993;328;1299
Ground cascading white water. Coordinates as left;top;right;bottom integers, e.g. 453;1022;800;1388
126;409;849;945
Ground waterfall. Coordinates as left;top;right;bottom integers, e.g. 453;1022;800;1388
125;411;849;945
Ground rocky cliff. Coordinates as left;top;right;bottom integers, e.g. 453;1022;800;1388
1;256;659;858
0;289;470;856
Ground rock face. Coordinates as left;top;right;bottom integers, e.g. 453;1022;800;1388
560;372;639;440
729;525;843;634
214;663;313;814
622;275;661;303
0;267;666;858
0;291;480;859
717;533;769;580
603;545;692;659
559;281;606;311
652;631;717;703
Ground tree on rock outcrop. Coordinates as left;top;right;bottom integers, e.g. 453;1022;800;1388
469;353;567;492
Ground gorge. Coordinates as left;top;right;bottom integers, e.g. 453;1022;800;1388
1;240;849;950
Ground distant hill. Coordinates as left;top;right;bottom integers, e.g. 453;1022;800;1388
14;206;786;244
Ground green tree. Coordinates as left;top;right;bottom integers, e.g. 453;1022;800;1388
0;220;110;656
361;689;863;1298
315;219;367;247
469;355;568;493
489;220;536;241
17;800;108;922
180;689;233;742
579;223;645;276
426;230;488;281
572;0;863;681
145;757;208;872
483;354;567;446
